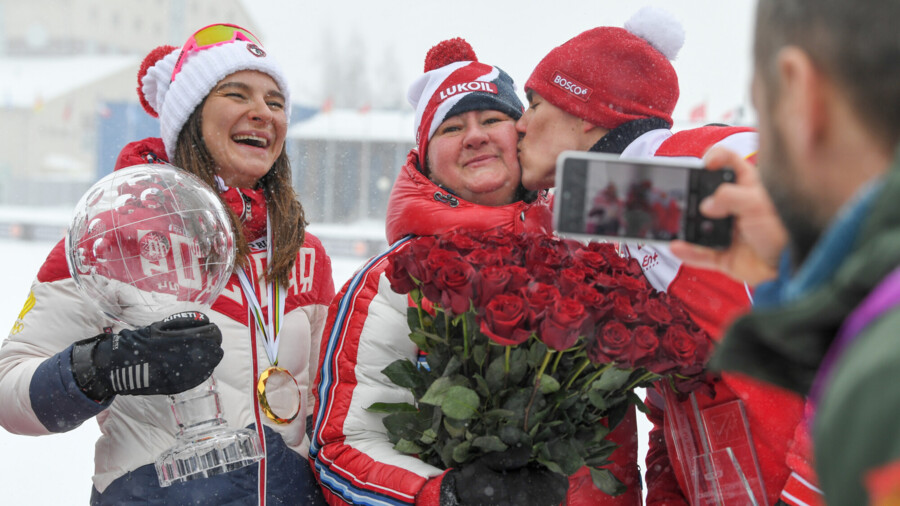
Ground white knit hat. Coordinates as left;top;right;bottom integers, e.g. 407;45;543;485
137;24;292;160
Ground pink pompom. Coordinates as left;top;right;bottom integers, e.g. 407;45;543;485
424;38;478;72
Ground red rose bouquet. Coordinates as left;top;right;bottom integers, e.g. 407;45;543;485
372;228;713;495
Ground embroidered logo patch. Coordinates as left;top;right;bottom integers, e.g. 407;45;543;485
551;71;592;102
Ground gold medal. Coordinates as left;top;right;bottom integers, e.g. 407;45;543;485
256;366;302;424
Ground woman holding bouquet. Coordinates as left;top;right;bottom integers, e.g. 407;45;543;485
310;38;640;506
0;24;334;504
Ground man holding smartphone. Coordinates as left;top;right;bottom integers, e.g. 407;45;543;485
670;0;900;503
516;7;820;506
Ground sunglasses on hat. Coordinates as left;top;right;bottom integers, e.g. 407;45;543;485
171;23;264;81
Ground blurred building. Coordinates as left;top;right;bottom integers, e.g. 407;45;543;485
0;1;407;256
0;0;257;206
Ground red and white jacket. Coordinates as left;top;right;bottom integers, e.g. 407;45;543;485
0;138;335;503
310;150;643;505
616;126;822;506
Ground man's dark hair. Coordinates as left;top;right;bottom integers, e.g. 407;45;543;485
755;0;900;150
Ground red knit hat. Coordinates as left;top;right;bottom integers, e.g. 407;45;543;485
525;7;684;130
408;38;523;162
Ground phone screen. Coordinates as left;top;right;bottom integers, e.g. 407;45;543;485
554;152;734;248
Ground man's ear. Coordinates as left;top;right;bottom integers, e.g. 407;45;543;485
775;47;827;156
580;119;609;149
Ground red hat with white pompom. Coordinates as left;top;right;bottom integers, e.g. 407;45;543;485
408;38;523;166
136;23;291;161
525;6;684;130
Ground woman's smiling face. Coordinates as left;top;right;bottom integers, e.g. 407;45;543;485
200;70;287;188
425;109;521;207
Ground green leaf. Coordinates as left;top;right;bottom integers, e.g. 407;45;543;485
407;307;423;332
409;329;429;351
605;400;629;431
592;367;633;392
367;402;418;414
527;340;549;368
473;374;491;398
590;467;627;496
508;348;528;384
536;456;565;476
629;390;650;415
383;411;429;442
546;439;584;476
420;376;456;406
482;408;517;421
485;354;507;392
421;428;437;445
444;416;467;438
441;386;480;420
472;344;487;368
441;438;462;468
451;440;472;463
382;359;424;391
394;438;424;454
499;425;531;446
441;355;463;377
472;436;508;452
588;390;608;410
539;375;561;394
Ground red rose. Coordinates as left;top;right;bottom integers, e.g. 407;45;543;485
559;266;590;296
443;230;481;254
594;272;622;291
616;275;649;293
465;248;504;268
594;243;629;271
643;298;673;326
611;292;639;322
531;264;558;285
660;293;692;325
420;247;463;290
480;227;515;247
572;247;608;271
661;325;708;368
433;258;477;315
569;285;609;322
521;282;561;327
477;264;513;308
480;294;532;346
386;256;416;295
504;266;531;293
526;242;566;270
624;257;644;277
589;321;631;365
630;325;660;366
539;297;590;351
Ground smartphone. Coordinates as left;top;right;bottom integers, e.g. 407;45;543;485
553;151;735;248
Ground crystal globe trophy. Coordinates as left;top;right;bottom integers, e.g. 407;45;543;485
65;164;264;487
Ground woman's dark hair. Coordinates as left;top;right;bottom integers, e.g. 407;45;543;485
172;102;306;287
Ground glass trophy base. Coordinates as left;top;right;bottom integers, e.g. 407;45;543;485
155;426;264;487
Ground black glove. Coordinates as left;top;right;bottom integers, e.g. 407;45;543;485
71;312;224;401
441;448;569;506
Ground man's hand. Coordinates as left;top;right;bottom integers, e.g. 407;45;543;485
670;146;787;286
71;312;224;401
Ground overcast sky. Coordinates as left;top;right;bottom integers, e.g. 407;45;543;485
251;0;759;124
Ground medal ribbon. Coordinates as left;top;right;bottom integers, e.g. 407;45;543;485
236;214;286;366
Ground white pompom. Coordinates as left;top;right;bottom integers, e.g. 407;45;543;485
623;6;685;61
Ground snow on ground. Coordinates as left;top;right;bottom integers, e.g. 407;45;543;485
0;238;650;504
